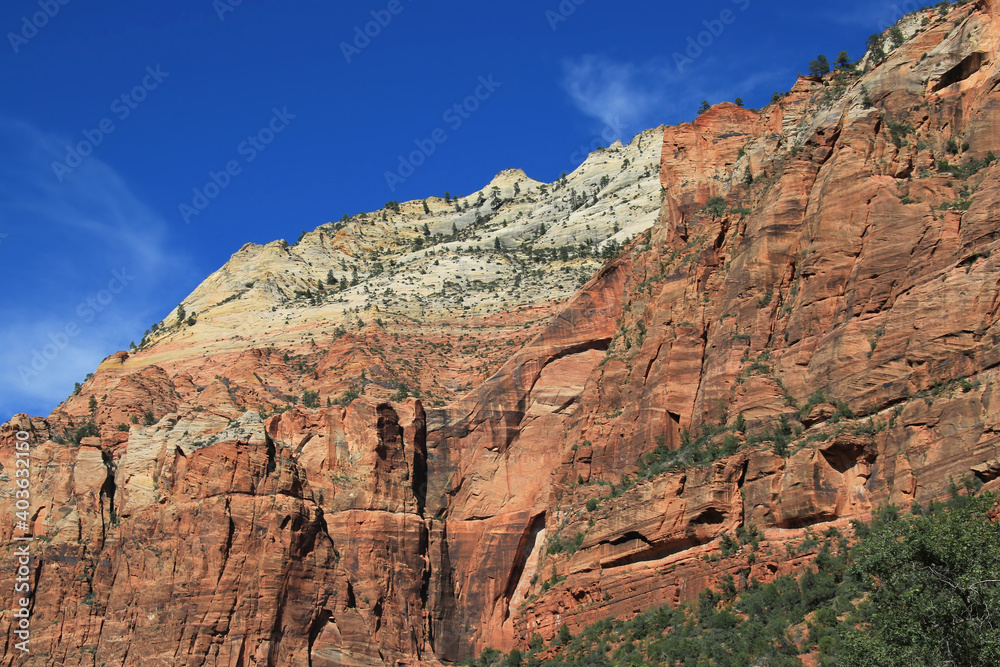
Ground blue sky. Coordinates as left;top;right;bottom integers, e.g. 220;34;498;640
0;0;918;421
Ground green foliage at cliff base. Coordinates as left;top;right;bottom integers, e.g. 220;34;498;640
469;491;1000;667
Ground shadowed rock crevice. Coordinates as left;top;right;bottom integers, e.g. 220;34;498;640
601;531;700;568
428;520;462;661
608;530;653;547
375;404;400;461
933;51;985;91
775;512;839;530
306;608;332;667
345;581;357;609
820;440;871;474
690;507;726;525
410;402;428;516
99;449;117;530
500;512;546;622
264;431;277;475
972;458;1000;483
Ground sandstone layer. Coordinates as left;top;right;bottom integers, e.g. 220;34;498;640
3;3;1000;665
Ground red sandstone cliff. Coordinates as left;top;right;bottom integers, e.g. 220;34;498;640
3;2;1000;665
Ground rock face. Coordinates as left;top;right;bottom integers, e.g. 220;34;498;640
67;128;665;426
4;3;1000;665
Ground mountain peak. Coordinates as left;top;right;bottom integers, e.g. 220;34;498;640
7;2;1000;663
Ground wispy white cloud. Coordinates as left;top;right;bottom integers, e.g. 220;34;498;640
561;55;672;133
0;118;183;279
0;118;198;422
560;54;787;133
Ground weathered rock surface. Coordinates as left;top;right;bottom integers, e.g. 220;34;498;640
3;2;1000;665
512;0;1000;646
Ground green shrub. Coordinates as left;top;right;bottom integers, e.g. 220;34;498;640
703;196;727;217
889;25;904;48
886;121;914;148
70;421;100;443
842;494;1000;666
809;54;831;77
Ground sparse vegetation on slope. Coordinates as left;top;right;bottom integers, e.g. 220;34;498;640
475;491;1000;667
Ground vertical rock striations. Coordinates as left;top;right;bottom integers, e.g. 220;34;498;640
3;3;1000;664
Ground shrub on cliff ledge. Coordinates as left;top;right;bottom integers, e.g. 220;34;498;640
866;33;886;64
703;197;727;218
809;54;831;77
70;421;99;443
889;25;905;48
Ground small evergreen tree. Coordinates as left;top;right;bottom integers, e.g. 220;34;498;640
836;50;852;70
698;100;711;114
889;25;905;48
867;33;886;63
809;54;831;77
